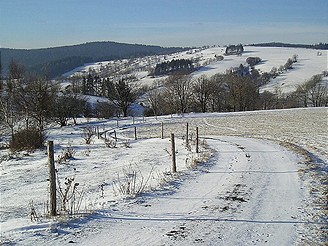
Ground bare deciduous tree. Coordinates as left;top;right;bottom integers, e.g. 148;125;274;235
9;59;25;80
0;61;25;138
226;74;259;111
296;74;327;107
0;91;18;139
52;92;88;126
306;75;327;107
192;75;213;113
14;77;59;131
207;73;227;112
165;73;193;114
145;79;166;117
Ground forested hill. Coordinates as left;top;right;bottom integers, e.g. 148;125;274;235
249;42;328;50
0;41;187;78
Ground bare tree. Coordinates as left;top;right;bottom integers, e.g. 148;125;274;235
192;75;214;113
226;74;259;111
207;73;227;112
165;73;193;114
147;89;162;117
9;59;25;80
145;79;166;117
14;77;59;131
52;92;88;126
96;101;117;119
297;74;327;107
67;75;84;94
259;91;277;110
0;90;18;139
0;61;26;138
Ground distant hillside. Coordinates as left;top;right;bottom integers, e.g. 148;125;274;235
0;41;187;78
250;42;328;50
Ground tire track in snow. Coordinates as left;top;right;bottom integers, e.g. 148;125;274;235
56;137;309;246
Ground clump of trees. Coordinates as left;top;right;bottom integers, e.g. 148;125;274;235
225;44;244;55
153;59;194;76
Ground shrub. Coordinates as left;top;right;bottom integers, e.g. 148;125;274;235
96;102;116;119
104;138;117;148
56;172;84;214
112;164;154;197
122;140;131;148
10;128;46;151
246;57;261;66
57;146;76;164
81;127;95;144
143;107;155;117
284;58;294;70
215;55;224;61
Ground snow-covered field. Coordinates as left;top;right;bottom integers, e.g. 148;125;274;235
1;107;327;245
65;46;328;94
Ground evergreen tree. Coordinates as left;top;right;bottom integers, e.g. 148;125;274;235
106;78;137;117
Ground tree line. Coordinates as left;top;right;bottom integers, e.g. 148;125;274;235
1;58;327;150
0;42;187;78
250;42;328;50
145;71;327;117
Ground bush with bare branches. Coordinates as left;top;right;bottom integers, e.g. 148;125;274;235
112;164;154;197
81;127;95;144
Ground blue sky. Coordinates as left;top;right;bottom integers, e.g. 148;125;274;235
1;0;327;48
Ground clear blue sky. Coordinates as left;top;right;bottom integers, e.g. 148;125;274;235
1;0;327;49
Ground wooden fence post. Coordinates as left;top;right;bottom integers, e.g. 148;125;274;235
48;141;57;216
171;133;177;173
186;122;189;145
196;127;199;153
97;126;100;139
134;126;137;140
161;122;164;139
114;130;117;141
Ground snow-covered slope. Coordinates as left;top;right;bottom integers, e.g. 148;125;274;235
64;46;327;94
256;47;327;92
1;107;327;245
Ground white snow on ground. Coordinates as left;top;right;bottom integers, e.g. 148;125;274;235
0;107;327;245
64;46;328;94
257;47;328;93
50;137;305;246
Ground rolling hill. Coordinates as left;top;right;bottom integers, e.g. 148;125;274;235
65;45;328;94
0;41;187;78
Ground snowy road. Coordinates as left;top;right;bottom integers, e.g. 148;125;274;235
51;136;307;245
